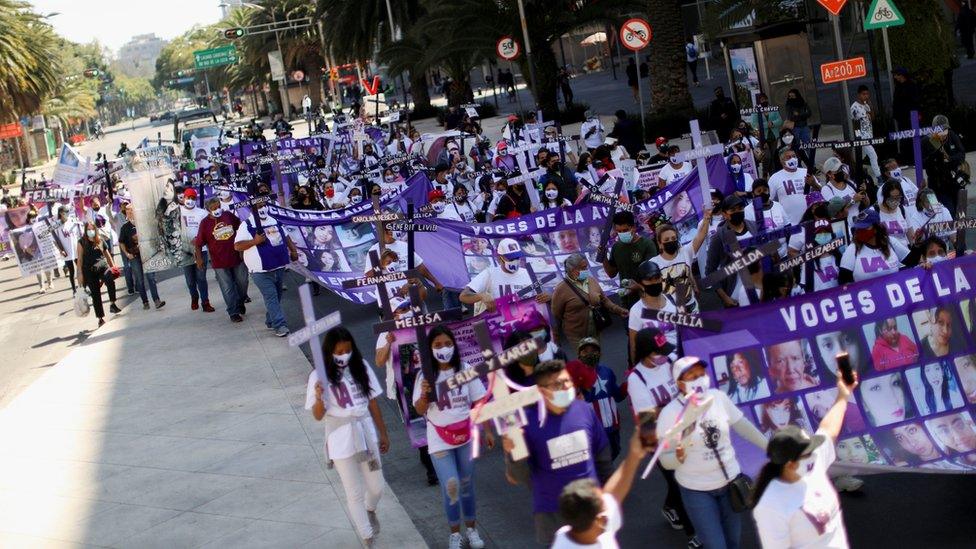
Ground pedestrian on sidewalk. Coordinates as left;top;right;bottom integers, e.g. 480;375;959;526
233;191;298;337
54;206;81;295
118;204;165;311
413;325;490;549
685;38;700;86
626;58;639;103
306;326;390;546
76;220;121;327
195;197;249;323
179;188;213;312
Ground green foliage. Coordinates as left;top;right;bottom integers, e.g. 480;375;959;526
0;0;62;121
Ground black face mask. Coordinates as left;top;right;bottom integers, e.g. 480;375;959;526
834;172;847;183
747;260;761;274
730;211;746;225
756;192;770;204
662;240;680;255
643;282;663;297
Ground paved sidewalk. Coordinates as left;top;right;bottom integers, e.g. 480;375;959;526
0;273;425;549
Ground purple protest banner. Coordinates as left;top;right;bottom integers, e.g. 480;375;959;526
388;295;551;448
682;255;976;476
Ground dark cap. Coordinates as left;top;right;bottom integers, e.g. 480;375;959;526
634;328;675;361
767;425;826;465
721;194;745;211
434;163;450;173
636;259;662;280
851;208;880;230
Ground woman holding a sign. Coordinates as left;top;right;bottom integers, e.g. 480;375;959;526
413;325;491;549
76;221;121;327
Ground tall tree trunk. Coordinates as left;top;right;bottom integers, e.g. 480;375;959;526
524;40;560;115
408;70;431;110
646;0;694;114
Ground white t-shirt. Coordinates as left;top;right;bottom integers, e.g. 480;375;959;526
580;118;606;150
650;243;698;311
181;205;209;251
658;162;692;185
730;276;762;307
907;205;953;240
628;297;679;349
876;176;919;206
412;363;487;453
304;365;384;460
753;431;849;549
55;218;81;261
657;389;744;491
366;239;424;299
819;182;862;223
466;265;533;299
551;493;622;549
788;232;840;292
878;207;910;249
627;362;679;414
769;168;809;225
441;200;479;223
745;201;790;257
839;240;908;282
850;101;873;139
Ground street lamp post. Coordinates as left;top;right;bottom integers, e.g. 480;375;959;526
515;0;538;109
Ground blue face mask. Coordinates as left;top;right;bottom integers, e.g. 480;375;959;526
617;230;633;243
577;270;590;282
814;232;833;246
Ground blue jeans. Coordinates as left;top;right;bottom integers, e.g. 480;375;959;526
679;483;741;549
430;442;476;527
183;251;210;302
120;251;134;293
251;268;287;329
130;255;159;303
214;263;249;317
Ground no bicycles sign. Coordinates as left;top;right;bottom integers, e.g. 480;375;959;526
496;36;521;61
619;18;652;52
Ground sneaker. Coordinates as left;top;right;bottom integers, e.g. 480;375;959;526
688;536;703;548
202;301;215;313
127;289;135;295
39;287;46;294
832;475;864;492
46;282;53;290
467;528;485;549
230;314;244;323
109;304;121;314
662;507;684;530
154;300;166;310
448;533;463;549
97;318;105;327
142;302;150;310
191;298;199;310
367;510;380;536
274;325;290;337
427;472;439;486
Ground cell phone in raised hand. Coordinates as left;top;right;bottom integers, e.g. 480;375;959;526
638;410;658;449
836;352;855;386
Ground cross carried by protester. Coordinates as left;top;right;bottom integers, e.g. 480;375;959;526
342;249;419;321
589;174;630;263
289;283;343;394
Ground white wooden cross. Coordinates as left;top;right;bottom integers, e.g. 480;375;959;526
289;283;343;389
678;120;725;208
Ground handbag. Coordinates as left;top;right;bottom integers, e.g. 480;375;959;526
564;278;613;332
710;445;754;512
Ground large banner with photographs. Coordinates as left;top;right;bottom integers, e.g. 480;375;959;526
124;160;195;273
415;162;725;294
682;256;976;476
10;221;59;277
388;295;551;448
267;172;431;303
0;206;32;257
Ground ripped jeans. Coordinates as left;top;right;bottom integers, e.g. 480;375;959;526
429;442;477;527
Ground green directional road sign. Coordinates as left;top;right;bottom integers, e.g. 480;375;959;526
193;45;238;69
864;0;905;30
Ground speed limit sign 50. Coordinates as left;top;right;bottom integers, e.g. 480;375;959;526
496;36;521;61
620;18;652;51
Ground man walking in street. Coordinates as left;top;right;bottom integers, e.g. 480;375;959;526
118;204;165;311
180;188;214;312
195;197;249;323
685;37;700;86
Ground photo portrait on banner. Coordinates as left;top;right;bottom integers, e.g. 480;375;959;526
10;221;59;277
124;166;194;273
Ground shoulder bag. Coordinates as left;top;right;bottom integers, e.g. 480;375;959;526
564;277;613;332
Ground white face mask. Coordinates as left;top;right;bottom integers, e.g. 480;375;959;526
333;352;352;367
500;258;521;274
391;230;406;241
545;189;559;200
210;207;222;217
782;135;795;145
432;202;446;213
184;199;195;208
683;376;711;396
351;195;363;204
730;163;742;174
384;175;395;183
890;168;903;180
549;387;576;408
432;345;455;363
86;229;96;239
797;454;816;478
928;254;947;264
493;190;506;200
784;157;799;170
219;191;231;200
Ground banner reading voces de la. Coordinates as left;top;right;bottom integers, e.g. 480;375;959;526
267;172;431;303
415;165;715;294
682;256;976;476
390;295;551;448
10;221;59;277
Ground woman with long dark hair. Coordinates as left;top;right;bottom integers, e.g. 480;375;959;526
413;325;492;549
76;220;120;327
751;375;858;547
306;326;389;546
921;361;960;414
839;209;908;283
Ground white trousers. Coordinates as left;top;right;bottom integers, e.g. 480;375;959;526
861;144;881;179
333;456;385;540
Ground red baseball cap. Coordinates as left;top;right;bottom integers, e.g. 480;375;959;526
655;137;668;147
428;189;446;202
183;188;198;199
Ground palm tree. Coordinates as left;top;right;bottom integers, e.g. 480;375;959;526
0;0;62;123
645;0;695;115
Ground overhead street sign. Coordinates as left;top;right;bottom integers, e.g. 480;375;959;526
193;45;238;70
820;57;867;84
864;0;905;30
817;0;848;16
620;18;652;51
496;36;520;61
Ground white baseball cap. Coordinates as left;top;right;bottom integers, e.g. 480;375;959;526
672;356;706;382
496;238;524;260
822;157;843;174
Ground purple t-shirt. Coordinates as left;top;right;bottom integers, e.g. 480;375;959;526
523;400;608;513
